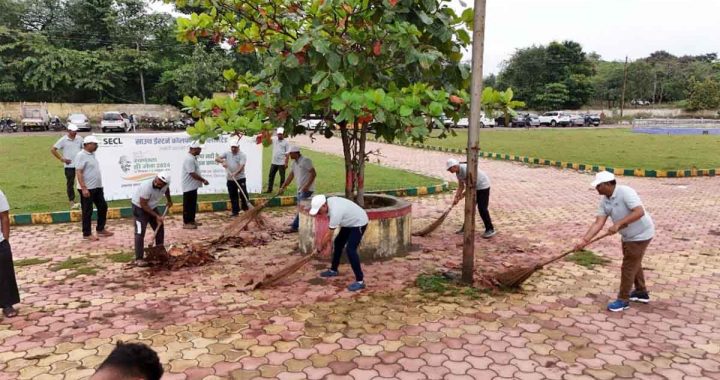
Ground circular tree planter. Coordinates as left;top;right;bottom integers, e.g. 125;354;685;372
298;194;412;261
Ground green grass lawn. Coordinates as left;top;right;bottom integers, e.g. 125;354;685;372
0;135;440;214
412;128;720;170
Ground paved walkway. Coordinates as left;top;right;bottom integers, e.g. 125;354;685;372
2;136;719;379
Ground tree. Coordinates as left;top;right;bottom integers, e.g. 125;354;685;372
176;0;472;206
534;83;569;110
686;78;720;111
481;87;525;127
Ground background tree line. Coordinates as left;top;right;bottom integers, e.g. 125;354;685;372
488;40;720;111
0;0;257;105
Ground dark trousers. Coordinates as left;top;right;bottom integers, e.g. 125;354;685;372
80;187;107;236
0;240;20;308
183;190;198;224
227;179;249;215
64;168;76;202
618;239;651;301
267;164;286;192
133;205;164;260
476;188;494;231
331;225;367;282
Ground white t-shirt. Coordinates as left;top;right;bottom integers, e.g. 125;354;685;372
327;197;369;229
131;180;168;209
220;151;247;180
292;155;315;192
0;190;8;242
597;185;655;242
74;150;103;189
456;163;490;190
53;135;84;168
271;136;290;166
182;153;202;192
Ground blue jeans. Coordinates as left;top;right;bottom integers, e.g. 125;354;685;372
291;191;314;230
331;225;367;281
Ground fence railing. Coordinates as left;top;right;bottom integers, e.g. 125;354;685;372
633;118;720;129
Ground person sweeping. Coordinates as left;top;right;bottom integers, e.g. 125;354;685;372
574;171;655;312
279;146;316;233
131;172;173;267
446;158;496;238
309;195;368;292
215;140;249;216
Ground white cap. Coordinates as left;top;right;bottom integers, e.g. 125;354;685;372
84;135;99;144
446;158;459;170
590;171;615;188
67;124;78;132
157;171;171;184
276;127;285;135
309;195;327;216
287;145;301;154
188;141;204;149
230;139;240;147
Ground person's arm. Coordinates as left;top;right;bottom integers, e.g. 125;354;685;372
608;207;644;234
316;228;335;256
574;215;609;250
233;163;246;178
300;168;317;193
185;158;209;185
453;181;465;205
215;154;227;166
280;171;295;193
51;147;70;164
140;197;163;224
0;211;9;241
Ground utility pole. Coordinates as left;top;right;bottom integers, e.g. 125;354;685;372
620;55;628;117
137;42;146;104
462;0;487;284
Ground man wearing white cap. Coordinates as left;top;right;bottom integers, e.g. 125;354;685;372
51;124;83;209
309;194;368;292
131;172;173;267
280;146;316;232
575;171;655;312
445;158;496;238
182;141;209;229
215;140;249;216
266;128;289;193
75;135;113;240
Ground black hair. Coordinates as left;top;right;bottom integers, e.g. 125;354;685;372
97;342;163;380
608;180;617;186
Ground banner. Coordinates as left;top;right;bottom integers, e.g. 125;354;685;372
93;133;262;201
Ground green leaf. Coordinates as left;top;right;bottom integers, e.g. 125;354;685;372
347;53;359;66
292;35;311;53
332;72;347;88
327;52;341;71
428;102;444;116
223;68;237;81
416;10;433;25
399;105;413;117
312;71;327;85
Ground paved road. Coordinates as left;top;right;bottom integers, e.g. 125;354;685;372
1;136;719;379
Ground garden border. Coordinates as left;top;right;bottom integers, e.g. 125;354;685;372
369;137;718;178
9;182;448;226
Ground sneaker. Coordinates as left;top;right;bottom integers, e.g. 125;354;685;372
482;229;497;239
183;224;197;230
134;259;150;268
607;299;630;312
230;213;239;218
83;235;99;241
97;230;114;237
629;290;650;304
347;281;366;292
320;269;339;278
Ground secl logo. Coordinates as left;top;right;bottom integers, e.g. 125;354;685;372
103;137;123;145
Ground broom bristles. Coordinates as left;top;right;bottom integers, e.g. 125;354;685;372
413;207;452;237
254;252;317;289
491;264;541;288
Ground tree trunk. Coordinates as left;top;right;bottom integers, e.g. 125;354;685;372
357;122;367;208
339;121;353;200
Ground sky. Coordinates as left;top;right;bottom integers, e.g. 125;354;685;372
151;0;720;75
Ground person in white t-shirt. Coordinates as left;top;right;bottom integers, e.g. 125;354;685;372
266;128;289;193
50;124;83;209
446;158;495;238
280;146;316;232
131;172;173;267
215;140;249;216
575;171;655;313
0;189;20;318
309;195;368;292
181;141;209;229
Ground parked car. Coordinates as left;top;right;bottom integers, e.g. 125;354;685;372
456;113;495;128
100;112;131;133
631;99;650;106
568;114;586;127
66;113;91;131
538;111;571;127
297;114;325;131
524;113;541;127
20;102;50;131
494;114;526;128
583;113;601;126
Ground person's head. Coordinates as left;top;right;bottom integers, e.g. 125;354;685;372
230;140;240;154
153;172;170;189
287;145;301;160
91;342;163;380
591;171;617;197
188;141;203;156
276;127;285;140
445;158;460;174
67;124;78;138
83;135;99;153
309;195;328;216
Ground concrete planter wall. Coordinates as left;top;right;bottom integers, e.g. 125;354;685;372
298;194;412;261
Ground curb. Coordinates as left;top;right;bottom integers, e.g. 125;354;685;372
9;183;448;226
369;138;718;178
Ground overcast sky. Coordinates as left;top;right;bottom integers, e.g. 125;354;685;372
152;0;720;75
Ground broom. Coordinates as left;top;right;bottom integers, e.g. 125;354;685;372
143;206;171;262
413;203;457;237
213;189;283;244
491;231;613;288
252;251;319;289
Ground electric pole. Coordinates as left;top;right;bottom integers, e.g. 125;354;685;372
137;42;146;104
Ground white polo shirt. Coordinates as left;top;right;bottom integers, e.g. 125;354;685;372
182;153;202;192
219;151;247;180
292;155;315;192
131;180;168;209
597;185;655;242
271;136;290;166
53;135;84;168
74;150;103;189
327;197;369;229
0;190;8;242
456;163;490;190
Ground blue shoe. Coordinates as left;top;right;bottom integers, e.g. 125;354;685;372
320;269;338;278
607;299;630;312
629;290;650;304
347;281;366;292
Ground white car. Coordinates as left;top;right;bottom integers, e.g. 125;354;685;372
456;113;495;128
67;113;91;131
100;112;131;133
297;114;325;131
568;114;586;127
538;111;571;127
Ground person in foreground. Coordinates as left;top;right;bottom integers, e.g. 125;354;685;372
309;195;368;292
91;341;163;380
0;189;20;318
575;171;655;312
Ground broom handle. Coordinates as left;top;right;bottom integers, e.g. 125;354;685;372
538;231;613;267
150;206;170;242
